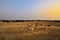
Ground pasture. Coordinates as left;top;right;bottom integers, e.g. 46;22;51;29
0;21;60;40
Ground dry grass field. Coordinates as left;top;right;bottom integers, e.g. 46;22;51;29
0;21;60;40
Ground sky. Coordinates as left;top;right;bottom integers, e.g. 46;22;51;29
0;0;60;20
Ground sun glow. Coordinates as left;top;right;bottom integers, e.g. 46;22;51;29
39;4;60;20
45;6;60;20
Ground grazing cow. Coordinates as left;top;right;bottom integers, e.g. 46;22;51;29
47;25;51;27
27;27;34;32
35;23;39;27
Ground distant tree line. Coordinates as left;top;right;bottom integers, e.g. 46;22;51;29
0;20;60;23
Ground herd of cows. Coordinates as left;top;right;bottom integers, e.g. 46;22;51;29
0;20;60;40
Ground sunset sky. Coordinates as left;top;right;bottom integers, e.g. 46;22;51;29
0;0;60;20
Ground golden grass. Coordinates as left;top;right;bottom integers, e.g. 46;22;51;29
0;22;60;40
